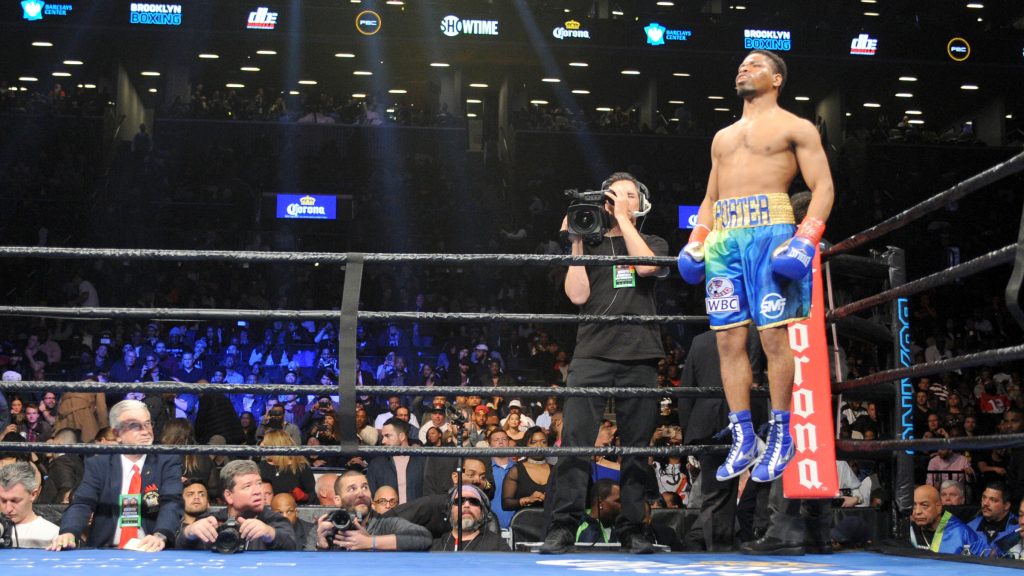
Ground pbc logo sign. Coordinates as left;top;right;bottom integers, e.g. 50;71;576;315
947;37;970;61
355;10;381;35
247;7;277;30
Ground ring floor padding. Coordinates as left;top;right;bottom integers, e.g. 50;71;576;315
6;550;1021;576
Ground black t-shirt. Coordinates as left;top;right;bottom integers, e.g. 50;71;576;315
572;233;668;361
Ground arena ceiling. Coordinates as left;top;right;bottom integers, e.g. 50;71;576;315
1;0;1023;134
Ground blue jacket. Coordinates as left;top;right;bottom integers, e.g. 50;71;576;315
912;511;988;556
968;512;1020;556
59;453;183;547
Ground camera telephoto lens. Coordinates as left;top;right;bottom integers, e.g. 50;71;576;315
213;519;244;554
329;509;353;532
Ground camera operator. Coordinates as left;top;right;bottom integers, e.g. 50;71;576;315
257;404;301;446
542;172;668;555
300;395;338;439
312;469;432;551
177;459;297;551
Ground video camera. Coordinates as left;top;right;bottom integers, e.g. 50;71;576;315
564;188;613;244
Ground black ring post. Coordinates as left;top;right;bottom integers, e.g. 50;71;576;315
886;247;915;541
337;253;364;449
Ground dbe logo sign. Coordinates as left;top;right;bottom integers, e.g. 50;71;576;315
440;14;498;37
850;33;878;56
276;195;337;220
355;10;381;35
247;7;277;30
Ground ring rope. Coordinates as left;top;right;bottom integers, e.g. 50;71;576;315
0;246;678;268
0;306;706;325
834;343;1024;393
828;243;1016;321
837;431;1024;456
0;441;718;459
825;149;1024;257
2;432;1019;458
0;380;772;399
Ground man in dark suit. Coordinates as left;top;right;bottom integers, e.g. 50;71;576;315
367;418;425;505
48;400;183;552
678;329;766;551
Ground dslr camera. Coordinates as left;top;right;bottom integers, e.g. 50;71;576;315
564;188;613;244
326;509;356;548
213;518;244;554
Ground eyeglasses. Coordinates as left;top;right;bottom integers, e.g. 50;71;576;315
456;497;483;508
120;421;154;432
373;498;398;506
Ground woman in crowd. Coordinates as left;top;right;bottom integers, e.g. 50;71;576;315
503;412;526;445
239;411;259;445
8;396;25;426
259;429;316;503
93;426;117;444
502;426;551;512
161;418;216;488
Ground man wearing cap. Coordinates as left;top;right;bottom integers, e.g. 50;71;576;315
430;483;510;551
471;344;491;384
418;404;452;445
501;400;536;430
387;458;498;538
468;405;491;446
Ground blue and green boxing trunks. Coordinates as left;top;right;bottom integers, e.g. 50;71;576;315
704;192;812;330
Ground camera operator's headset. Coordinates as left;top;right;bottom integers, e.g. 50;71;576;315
601;172;652;219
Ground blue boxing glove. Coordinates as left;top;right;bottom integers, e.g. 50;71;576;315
677;224;710;285
771;217;825;280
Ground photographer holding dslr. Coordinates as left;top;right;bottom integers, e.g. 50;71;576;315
177;460;297;552
542;172;668;555
312;469;432;551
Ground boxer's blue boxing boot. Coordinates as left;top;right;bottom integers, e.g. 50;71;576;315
751;409;795;482
716;410;761;481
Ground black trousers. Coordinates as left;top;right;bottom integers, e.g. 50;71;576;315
684;453;739;551
549;358;659;534
764;477;831;544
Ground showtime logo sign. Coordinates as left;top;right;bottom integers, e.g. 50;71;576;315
247;7;277;30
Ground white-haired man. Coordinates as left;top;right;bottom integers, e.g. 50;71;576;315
48;399;183;552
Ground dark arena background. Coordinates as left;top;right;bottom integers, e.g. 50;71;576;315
1;1;1024;575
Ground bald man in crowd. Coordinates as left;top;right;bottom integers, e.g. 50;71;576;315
317;473;338;506
910;484;985;555
373;486;399;515
272;492;315;550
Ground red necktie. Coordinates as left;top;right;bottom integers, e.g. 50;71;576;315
118;465;141;549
